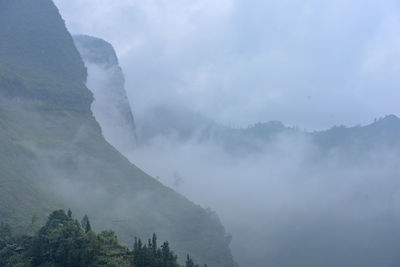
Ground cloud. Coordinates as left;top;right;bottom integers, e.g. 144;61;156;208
53;1;400;265
126;131;400;266
54;0;400;129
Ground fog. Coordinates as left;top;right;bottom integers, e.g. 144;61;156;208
125;126;400;266
73;35;137;154
78;51;400;264
52;1;400;266
55;0;400;129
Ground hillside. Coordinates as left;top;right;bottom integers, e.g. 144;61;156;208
0;0;236;266
0;210;204;267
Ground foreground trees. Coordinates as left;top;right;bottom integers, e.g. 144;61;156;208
0;210;204;267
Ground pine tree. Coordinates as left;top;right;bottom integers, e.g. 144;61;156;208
186;254;195;267
81;214;91;233
1;210;206;267
152;233;157;255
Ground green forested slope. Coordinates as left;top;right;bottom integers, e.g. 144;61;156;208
0;210;204;267
0;1;236;266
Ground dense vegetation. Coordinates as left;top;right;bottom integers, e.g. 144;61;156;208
0;210;206;267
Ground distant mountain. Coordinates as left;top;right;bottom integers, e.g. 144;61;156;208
74;35;137;153
136;105;215;143
0;1;236;266
137;105;400;158
313;115;400;152
135;106;400;267
136;105;295;154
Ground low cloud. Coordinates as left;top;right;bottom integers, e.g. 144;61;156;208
127;131;400;266
55;0;400;129
53;1;400;265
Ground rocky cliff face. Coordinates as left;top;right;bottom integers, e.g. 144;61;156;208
0;1;237;266
74;35;137;153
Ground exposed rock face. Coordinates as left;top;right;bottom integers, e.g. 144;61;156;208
74;35;137;153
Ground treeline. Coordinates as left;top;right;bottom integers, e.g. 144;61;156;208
0;210;206;267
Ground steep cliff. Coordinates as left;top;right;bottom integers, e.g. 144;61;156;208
0;0;236;265
73;35;137;153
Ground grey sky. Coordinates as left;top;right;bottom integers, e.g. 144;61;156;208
54;0;400;129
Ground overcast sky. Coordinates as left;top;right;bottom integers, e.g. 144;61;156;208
54;0;400;130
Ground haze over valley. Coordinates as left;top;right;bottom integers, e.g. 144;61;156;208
1;0;400;266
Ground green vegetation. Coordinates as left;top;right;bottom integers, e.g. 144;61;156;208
0;0;237;266
0;210;205;267
0;0;87;84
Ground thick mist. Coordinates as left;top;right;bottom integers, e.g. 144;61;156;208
55;0;400;129
2;96;232;265
79;38;400;266
53;1;400;266
125;128;400;266
73;35;137;154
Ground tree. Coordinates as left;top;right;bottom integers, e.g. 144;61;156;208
0;210;206;267
0;222;12;249
152;233;157;255
186;254;195;267
81;214;91;233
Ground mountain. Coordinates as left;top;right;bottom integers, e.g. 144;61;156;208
136;105;215;144
313;115;400;153
0;1;236;266
136;104;400;157
73;35;137;153
135;105;295;155
134;106;400;267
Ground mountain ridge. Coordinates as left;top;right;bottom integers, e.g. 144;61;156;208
136;104;400;156
0;1;237;266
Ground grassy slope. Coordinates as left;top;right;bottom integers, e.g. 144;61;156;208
0;0;236;266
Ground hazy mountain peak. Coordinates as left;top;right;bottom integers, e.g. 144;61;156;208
73;35;119;68
74;35;137;152
373;114;400;126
